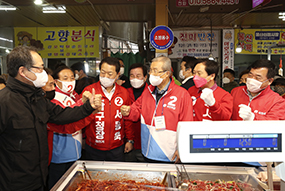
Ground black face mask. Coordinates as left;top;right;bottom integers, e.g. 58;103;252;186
240;83;246;86
45;90;55;100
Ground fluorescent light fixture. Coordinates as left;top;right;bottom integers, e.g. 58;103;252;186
279;12;285;21
0;46;12;50
84;61;89;73
34;0;43;5
42;5;66;13
0;6;16;11
0;37;13;43
236;43;242;53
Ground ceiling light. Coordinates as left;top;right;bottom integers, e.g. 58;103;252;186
84;61;89;73
0;5;16;11
5;49;10;54
42;5;66;13
236;43;242;53
0;37;13;43
208;53;214;60
279;12;285;21
34;0;43;5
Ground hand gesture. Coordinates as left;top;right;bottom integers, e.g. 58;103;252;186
124;142;133;153
200;88;215;106
171;150;181;164
89;88;102;110
238;104;255;121
120;105;130;116
82;91;92;103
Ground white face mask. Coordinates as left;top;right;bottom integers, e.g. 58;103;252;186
25;69;48;88
149;73;164;86
179;70;185;80
119;67;124;76
223;77;230;84
75;73;79;80
100;76;116;88
57;80;75;94
130;78;145;89
246;78;268;93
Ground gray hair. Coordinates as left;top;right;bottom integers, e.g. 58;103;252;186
151;56;171;72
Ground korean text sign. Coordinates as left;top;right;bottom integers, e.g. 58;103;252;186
169;30;220;59
234;29;285;55
14;26;99;58
222;29;235;70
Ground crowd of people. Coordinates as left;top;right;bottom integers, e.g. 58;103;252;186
0;46;285;191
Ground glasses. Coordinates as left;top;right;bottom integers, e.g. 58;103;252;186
149;69;166;75
30;65;44;72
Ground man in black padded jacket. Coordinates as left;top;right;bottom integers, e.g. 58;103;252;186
0;46;101;191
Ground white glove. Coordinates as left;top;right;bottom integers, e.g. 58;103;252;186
200;88;216;106
238;104;255;121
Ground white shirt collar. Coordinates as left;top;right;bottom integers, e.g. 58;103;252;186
182;76;193;84
101;84;116;100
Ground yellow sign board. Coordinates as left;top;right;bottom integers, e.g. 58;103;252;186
234;29;285;54
14;26;99;58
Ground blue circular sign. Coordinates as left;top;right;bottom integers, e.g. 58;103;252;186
150;25;174;50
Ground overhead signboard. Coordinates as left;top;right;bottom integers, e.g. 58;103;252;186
176;0;240;7
14;26;99;58
234;29;285;55
168;29;220;59
188;0;240;6
149;25;174;50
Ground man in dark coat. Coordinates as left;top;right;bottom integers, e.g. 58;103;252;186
116;58;131;88
180;56;198;90
0;46;101;191
70;61;91;94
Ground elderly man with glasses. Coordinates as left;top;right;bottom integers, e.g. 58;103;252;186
120;56;193;163
0;46;101;191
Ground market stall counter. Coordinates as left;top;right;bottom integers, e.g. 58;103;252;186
51;161;264;191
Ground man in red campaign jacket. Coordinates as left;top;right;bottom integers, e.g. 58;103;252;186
188;59;233;121
125;63;148;162
82;57;134;161
42;69;96;166
231;59;285;121
121;56;193;163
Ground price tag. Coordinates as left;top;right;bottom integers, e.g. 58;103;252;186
154;115;166;130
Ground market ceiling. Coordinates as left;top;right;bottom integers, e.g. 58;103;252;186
0;0;284;41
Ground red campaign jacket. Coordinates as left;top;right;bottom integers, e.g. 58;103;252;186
127;84;148;150
124;79;193;161
126;78;193;132
188;84;233;121
231;85;285;120
46;87;93;164
82;82;134;151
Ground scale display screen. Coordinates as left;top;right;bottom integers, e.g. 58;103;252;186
190;133;282;153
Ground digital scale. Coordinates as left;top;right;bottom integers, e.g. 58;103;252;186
177;121;285;190
177;121;285;163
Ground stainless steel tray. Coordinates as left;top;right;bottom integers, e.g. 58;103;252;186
176;172;263;190
62;169;171;191
51;161;266;191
